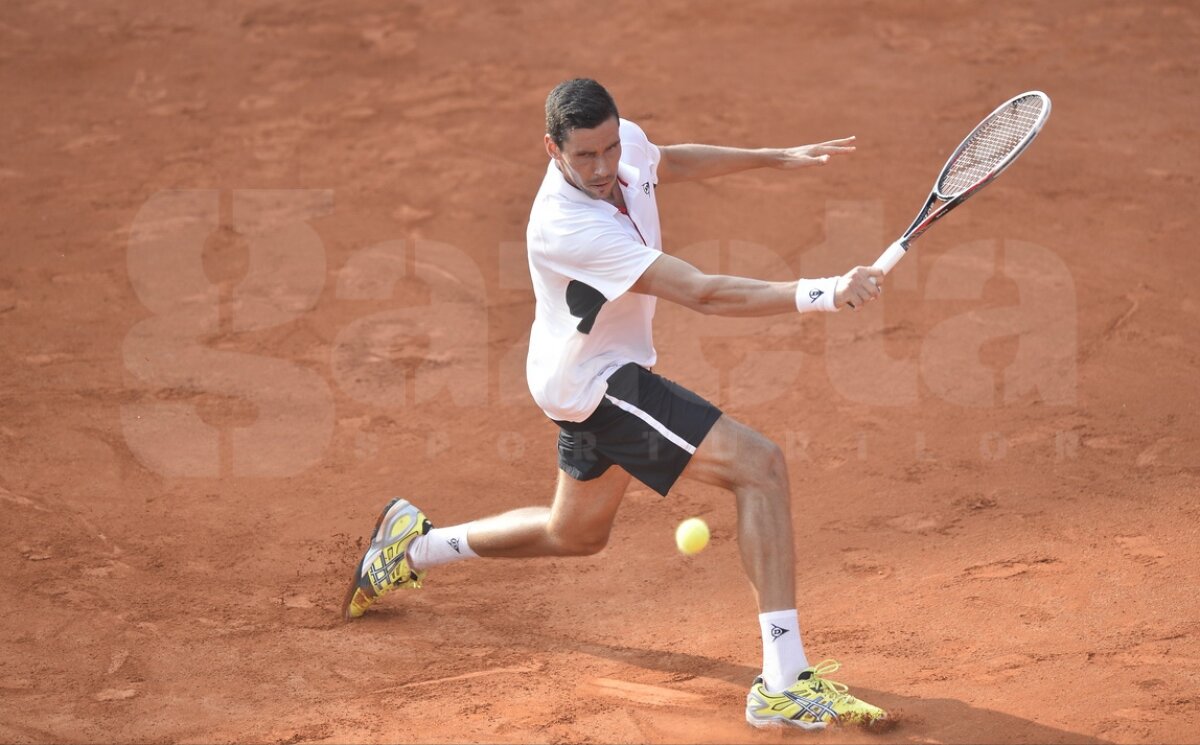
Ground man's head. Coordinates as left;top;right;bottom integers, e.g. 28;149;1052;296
544;79;621;200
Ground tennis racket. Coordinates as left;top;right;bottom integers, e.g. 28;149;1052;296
871;90;1051;276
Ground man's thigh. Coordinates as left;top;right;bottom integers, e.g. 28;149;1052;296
681;413;776;490
547;466;632;541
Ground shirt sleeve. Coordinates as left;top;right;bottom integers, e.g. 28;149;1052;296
539;212;661;302
619;119;662;185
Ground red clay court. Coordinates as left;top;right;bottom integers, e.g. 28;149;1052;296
1;1;1197;743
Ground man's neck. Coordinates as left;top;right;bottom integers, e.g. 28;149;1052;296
605;182;626;210
554;161;626;209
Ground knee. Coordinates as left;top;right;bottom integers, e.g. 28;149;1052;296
737;437;788;492
548;523;610;556
763;440;787;484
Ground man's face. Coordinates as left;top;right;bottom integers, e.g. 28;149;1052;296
546;116;621;200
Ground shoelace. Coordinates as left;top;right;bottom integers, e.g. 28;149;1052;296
803;659;854;702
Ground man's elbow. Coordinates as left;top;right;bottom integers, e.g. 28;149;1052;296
690;277;723;315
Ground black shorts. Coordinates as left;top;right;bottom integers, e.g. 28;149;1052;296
553;363;723;497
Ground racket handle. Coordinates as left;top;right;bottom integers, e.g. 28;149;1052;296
847;238;907;309
872;239;908;275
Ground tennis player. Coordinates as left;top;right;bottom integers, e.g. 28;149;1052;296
343;78;887;730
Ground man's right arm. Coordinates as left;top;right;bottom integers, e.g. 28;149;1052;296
629;253;883;316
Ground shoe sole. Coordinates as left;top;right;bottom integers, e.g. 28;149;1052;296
341;497;404;621
745;711;887;731
745;712;827;731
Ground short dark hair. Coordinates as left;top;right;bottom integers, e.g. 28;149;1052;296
545;79;619;147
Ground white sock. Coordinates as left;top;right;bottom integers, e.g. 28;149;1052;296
759;609;809;693
406;524;478;571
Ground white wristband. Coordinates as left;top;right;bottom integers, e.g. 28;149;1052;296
795;277;840;313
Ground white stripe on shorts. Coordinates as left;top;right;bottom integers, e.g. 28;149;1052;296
603;394;696;455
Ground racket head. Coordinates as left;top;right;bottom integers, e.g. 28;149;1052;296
933;91;1051;201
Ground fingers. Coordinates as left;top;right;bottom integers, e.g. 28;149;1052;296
838;265;883;311
779;137;858;166
813;136;857;153
808;146;856;156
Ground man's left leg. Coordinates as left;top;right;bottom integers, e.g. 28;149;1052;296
682;415;887;729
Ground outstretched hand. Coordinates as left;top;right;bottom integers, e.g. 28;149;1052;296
772;137;857;169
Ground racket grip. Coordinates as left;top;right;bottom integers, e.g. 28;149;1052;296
872;239;908;275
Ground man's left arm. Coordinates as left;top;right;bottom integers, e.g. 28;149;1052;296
655;137;856;184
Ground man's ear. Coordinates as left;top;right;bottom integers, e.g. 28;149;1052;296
544;133;560;161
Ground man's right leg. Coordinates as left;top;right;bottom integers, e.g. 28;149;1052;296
463;465;632;558
344;465;632;619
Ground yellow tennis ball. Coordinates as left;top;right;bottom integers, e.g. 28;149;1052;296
675;517;710;555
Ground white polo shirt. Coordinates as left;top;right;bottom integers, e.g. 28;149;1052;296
526;119;664;422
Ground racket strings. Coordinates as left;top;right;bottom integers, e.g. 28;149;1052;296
939;95;1045;197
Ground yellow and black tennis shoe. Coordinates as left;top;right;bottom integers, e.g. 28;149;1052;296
342;498;432;620
745;659;888;730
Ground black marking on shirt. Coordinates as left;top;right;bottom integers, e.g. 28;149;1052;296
566;280;606;334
